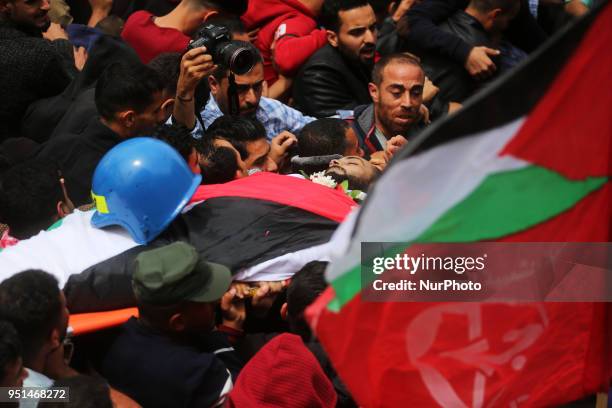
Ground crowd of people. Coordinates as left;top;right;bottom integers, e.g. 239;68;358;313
0;0;597;406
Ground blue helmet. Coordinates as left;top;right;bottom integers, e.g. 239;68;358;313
91;137;201;244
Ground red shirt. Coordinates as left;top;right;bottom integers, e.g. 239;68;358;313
241;0;326;84
121;11;190;64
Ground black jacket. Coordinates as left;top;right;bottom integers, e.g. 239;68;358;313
401;0;547;64
420;10;498;102
100;317;242;408
20;35;141;143
0;20;71;142
293;44;373;118
36;118;123;206
350;104;428;158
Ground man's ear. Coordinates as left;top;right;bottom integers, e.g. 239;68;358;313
280;303;288;320
368;82;379;103
326;30;339;47
117;110;136;129
208;76;220;96
161;98;175;117
56;201;73;218
488;8;502;25
49;328;61;349
169;313;186;332
201;10;218;23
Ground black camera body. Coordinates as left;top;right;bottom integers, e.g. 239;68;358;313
188;23;255;75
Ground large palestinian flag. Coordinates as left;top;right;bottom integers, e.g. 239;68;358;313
307;4;611;407
63;172;356;312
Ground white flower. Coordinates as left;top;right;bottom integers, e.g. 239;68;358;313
309;171;337;188
354;191;367;201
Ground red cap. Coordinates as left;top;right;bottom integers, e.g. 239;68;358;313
228;333;337;407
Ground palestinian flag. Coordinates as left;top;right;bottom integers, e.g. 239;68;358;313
64;172;356;312
307;4;611;407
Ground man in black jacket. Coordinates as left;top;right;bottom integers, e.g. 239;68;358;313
100;242;244;408
416;0;524;102
0;0;72;141
36;61;167;206
293;0;377;118
399;0;545;81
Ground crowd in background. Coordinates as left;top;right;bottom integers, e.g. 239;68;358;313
0;0;598;406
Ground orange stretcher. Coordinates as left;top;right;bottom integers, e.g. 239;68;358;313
68;308;139;336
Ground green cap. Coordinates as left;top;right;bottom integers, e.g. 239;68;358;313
132;242;232;305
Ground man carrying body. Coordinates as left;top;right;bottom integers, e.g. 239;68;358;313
100;242;243;407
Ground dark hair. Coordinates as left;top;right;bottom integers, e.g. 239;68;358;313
321;0;371;32
152;124;195;163
371;52;423;85
204;115;266;160
0;321;21;385
368;0;392;15
186;0;249;16
286;261;328;340
470;0;519;13
0;270;62;364
298;118;349;157
0;159;64;240
212;40;263;80
148;52;182;96
95;62;165;121
201;146;239;184
39;375;112;408
207;16;247;35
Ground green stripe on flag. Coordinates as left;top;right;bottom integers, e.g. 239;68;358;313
327;165;607;311
416;166;606;242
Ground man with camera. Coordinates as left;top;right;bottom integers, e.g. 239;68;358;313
197;40;314;142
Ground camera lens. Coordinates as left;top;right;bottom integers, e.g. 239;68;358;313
218;43;255;75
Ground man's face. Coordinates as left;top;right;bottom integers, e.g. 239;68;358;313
369;62;425;138
1;0;51;31
332;5;377;65
210;63;264;117
243;139;278;173
131;91;169;137
325;156;378;190
343;126;364;157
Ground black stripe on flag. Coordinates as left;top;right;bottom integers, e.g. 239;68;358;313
183;197;339;271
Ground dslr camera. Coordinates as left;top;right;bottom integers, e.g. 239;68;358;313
187;23;255;75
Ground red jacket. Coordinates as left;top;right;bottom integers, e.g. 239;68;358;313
122;11;190;64
241;0;327;84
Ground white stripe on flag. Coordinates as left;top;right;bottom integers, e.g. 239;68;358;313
326;117;527;283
